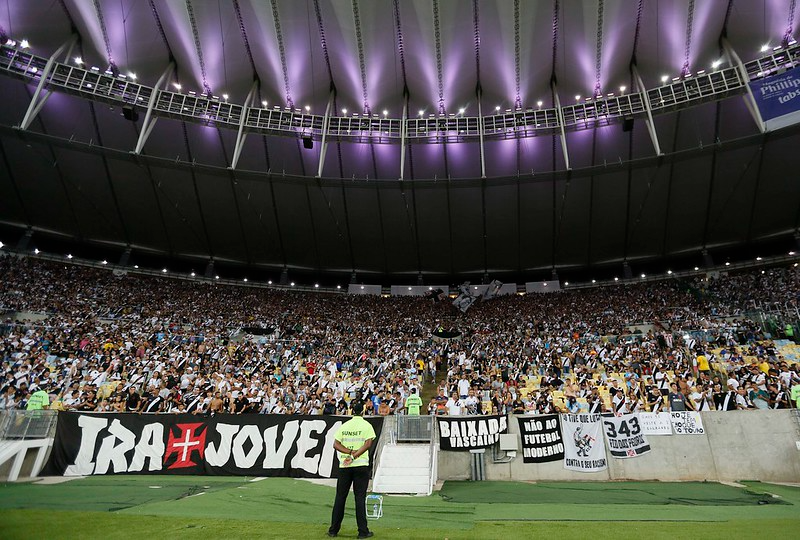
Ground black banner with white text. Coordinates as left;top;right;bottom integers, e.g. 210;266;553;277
517;414;564;463
437;415;508;450
42;412;383;478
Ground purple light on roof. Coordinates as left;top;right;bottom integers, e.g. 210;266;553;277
683;1;721;72
657;0;688;74
157;0;211;95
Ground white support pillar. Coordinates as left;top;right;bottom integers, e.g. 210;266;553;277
551;80;571;170
19;34;78;130
31;441;52;477
316;89;335;178
721;37;766;133
477;90;486;178
8;446;26;482
631;63;663;156
230;79;260;170
134;62;175;154
399;95;408;180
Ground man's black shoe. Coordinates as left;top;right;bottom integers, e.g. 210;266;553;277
327;532;337;537
357;533;373;539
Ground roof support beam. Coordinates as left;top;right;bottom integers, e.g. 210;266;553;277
399;92;408;180
477;88;486;178
721;37;766;133
134;62;175;154
316;89;335;178
18;34;78;130
631;63;663;156
230;79;259;170
551;79;571;170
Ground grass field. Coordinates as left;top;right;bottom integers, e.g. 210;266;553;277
0;476;798;539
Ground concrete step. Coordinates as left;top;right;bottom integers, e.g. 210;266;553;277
372;482;430;494
373;474;430;485
374;466;430;476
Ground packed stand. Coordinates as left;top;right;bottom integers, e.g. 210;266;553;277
1;255;799;416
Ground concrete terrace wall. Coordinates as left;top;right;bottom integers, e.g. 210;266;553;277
437;410;800;483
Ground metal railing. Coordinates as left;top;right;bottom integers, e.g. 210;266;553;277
1;41;797;145
395;415;435;442
0;410;58;440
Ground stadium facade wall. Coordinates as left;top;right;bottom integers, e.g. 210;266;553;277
436;410;800;483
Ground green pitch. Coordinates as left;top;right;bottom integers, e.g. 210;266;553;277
0;477;798;539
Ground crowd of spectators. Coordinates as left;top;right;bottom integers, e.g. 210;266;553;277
1;255;799;416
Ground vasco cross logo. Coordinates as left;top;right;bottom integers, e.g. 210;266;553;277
165;423;207;469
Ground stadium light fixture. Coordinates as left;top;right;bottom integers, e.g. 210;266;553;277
74;57;83;65
341;108;347;114
409;287;413;291
243;278;247;282
66;254;73;259
790;251;796;255
101;260;108;265
0;241;3;249
725;262;730;266
614;277;619;282
222;94;229;101
215;275;219;280
619;85;626;93
382;109;388;116
458;107;465;114
495;105;501;111
360;286;364;290
661;75;669;83
337;285;341;289
694;266;699;271
667;270;673;274
134;265;139;269
711;59;722;69
128;73;136;80
591;279;596;283
641;273;646;278
291;282;296;287
190;271;195;277
574;95;581;101
34;248;39;254
20;39;29;49
261;101;268;107
418;110;424;116
268;280;273;284
315;283;319;288
756;256;762;261
536;100;543;107
564;281;569;286
760;44;769;52
173;83;182;90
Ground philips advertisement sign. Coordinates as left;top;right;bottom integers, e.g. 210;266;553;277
749;66;800;131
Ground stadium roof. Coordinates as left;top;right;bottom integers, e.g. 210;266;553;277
0;0;799;283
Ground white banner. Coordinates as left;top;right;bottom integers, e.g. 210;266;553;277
602;414;651;458
670;411;705;435
638;412;673;435
561;413;608;472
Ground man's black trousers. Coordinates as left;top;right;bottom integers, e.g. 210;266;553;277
329;465;370;536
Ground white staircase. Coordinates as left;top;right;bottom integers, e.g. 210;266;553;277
372;443;435;495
